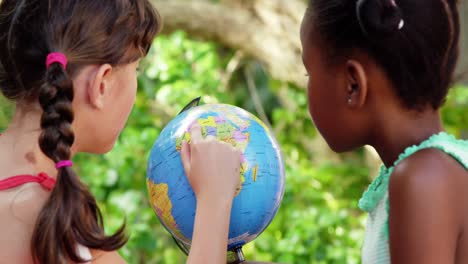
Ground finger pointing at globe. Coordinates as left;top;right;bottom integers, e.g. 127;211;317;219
190;123;203;143
181;122;242;201
180;140;191;177
180;124;202;175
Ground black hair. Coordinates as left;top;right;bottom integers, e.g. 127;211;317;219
306;0;460;110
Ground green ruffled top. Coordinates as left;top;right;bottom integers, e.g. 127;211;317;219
359;132;468;264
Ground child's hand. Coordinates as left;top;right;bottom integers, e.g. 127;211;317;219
181;124;242;202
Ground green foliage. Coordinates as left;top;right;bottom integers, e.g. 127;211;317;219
0;96;13;127
441;84;468;136
0;31;467;263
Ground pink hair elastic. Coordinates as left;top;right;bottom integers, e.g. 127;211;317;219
56;160;73;169
46;52;68;69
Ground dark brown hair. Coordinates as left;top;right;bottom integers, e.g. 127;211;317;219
306;0;460;110
0;0;160;263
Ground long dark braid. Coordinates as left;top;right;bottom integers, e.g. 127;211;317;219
32;59;128;263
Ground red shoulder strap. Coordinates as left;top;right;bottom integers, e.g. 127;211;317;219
0;135;56;191
0;173;56;191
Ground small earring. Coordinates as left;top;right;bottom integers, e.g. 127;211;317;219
347;98;352;104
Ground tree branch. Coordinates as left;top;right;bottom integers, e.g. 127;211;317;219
151;0;307;88
151;0;468;85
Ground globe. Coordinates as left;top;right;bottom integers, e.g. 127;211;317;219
146;103;285;252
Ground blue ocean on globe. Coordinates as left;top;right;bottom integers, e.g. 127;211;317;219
146;104;285;250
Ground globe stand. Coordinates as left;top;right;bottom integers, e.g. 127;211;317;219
227;246;246;264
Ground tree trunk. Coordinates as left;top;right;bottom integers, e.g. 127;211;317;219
151;0;307;88
151;0;468;86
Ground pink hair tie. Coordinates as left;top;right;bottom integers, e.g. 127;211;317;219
56;160;73;169
46;52;68;69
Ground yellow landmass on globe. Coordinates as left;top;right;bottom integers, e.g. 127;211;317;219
216;104;272;138
252;164;258;182
175;133;191;152
197;116;216;127
147;180;190;244
222;112;250;130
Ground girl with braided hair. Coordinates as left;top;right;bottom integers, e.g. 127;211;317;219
300;0;467;263
0;1;242;263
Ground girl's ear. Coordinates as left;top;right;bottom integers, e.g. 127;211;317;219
345;60;368;108
87;64;113;110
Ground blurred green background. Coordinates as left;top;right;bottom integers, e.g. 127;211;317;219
1;1;468;264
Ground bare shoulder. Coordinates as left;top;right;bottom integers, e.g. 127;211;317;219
390;148;468;195
9;184;50;224
0;184;49;262
388;148;467;263
1;183;49;225
390;147;467;210
90;250;127;264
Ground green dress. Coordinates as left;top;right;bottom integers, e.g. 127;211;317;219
359;132;468;264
